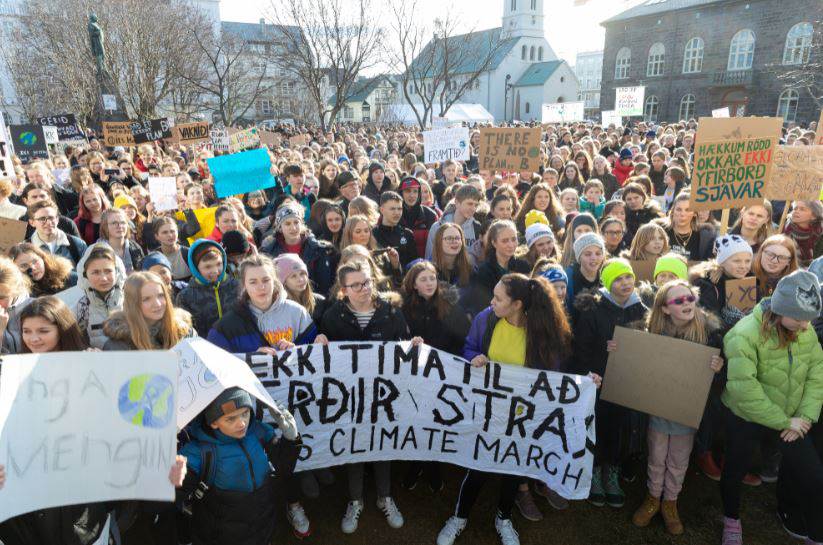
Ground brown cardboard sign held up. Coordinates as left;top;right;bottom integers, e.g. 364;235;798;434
629;258;658;283
0;217;28;255
764;145;823;202
102;121;135;147
601;326;720;428
725;276;757;313
478;127;542;174
689;117;782;211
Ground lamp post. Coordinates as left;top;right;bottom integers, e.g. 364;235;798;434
503;74;512;122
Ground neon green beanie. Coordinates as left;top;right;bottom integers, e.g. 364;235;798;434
600;258;635;291
653;254;688;281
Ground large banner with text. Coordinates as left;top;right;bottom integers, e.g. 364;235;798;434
242;342;597;500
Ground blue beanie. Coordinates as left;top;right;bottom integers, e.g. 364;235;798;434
540;267;568;285
619;148;633;161
142;251;172;272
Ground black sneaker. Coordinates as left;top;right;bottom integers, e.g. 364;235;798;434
402;465;423;491
778;509;807;540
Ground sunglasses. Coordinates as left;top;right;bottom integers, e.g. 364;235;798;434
666;294;697;306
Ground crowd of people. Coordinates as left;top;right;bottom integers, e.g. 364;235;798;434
0;116;821;545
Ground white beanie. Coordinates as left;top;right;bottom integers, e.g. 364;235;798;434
714;234;752;264
525;223;554;248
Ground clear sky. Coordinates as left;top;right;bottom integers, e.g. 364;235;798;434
219;0;646;66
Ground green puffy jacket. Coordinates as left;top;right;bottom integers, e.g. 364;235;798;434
721;301;823;431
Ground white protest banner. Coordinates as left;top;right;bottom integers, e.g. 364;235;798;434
422;127;470;164
210;128;230;152
42;125;59;145
102;94;117;111
0;351;178;523
615;86;645;117
712;107;730;118
431;116;453;129
600;110;622;127
245;342;597;500
0;112;12;178
174;338;279;429
148;176;178;212
542;101;585;123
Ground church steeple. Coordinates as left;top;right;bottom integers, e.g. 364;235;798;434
501;0;544;39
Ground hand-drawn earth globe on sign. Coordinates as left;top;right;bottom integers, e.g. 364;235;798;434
19;132;37;146
527;146;539;158
118;374;175;428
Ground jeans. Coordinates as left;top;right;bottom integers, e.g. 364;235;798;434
347;462;391;501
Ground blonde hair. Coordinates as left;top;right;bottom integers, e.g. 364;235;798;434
625;223;669;261
647;280;709;345
347;196;380;224
0;256;31;300
122;272;182;350
0;179;14;199
237;255;283;307
340;214;377;250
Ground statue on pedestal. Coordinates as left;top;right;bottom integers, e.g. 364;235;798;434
88;13;106;76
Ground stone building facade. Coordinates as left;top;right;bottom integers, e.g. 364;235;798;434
599;0;822;125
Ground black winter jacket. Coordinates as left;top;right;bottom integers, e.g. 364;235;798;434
463;256;531;316
373;220;417;268
402;289;471;355
320;295;409;342
261;233;338;296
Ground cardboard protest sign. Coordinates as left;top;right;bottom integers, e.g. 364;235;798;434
764;145;823;201
148;177;178;212
175;207;216;245
0;350;178;523
210;128;230;152
247;341;597;500
102;121;136;147
228;127;261;153
725;276;757;313
36;114;85;143
689;117;782;211
259;130;282;148
9;124;49;163
423;127;470;164
629;258;658;283
0;217;28;254
615;86;645;117
130;118;173;144
478;127;542;173
170;121;210;145
712;107;730;118
0;112;12;178
42;126;59;145
208;148;275;198
288;134;309;148
601;110;621;127
601;327;720;428
542;101;585;123
174;338;279;429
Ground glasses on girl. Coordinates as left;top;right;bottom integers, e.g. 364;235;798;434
666;294;697;306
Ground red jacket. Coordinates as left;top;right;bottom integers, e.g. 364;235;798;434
613;162;633;186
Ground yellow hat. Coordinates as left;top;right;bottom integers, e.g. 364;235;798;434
524;209;549;229
114;194;137;210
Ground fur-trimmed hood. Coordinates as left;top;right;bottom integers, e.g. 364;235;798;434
103;307;193;344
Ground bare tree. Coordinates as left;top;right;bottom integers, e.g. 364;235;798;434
175;28;273;126
269;0;383;130
2;0;208;124
773;20;823;110
388;0;510;130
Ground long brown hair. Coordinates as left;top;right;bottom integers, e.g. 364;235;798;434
237;255;283;307
647;280;709;345
515;183;563;233
431;222;472;287
9;243;72;295
760;308;798;348
499;273;572;368
19;296;87;352
731;201;774;246
624;223;669;261
401;261;451;320
752;235;799;293
122;272;184;349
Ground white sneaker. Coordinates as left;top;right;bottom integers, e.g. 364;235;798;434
286;503;311;538
341;500;363;534
495;515;520;545
376;496;404;529
437;516;468;545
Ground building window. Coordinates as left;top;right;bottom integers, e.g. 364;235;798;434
525;102;530;114
644;95;659;123
679;94;695;120
615;47;630;79
728;29;755;71
783;23;813;65
538;46;543;61
776;89;799;122
531;0;536;9
474;79;480;89
343;106;354;119
682;37;704;73
511;0;516;10
530;46;535;60
646;42;665;77
522;45;527;60
260;99;272;115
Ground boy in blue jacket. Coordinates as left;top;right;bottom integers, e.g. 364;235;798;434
176;239;239;336
177;387;301;545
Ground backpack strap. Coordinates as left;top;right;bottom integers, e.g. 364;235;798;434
193;443;217;501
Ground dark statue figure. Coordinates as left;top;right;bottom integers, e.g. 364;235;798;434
88;13;105;74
